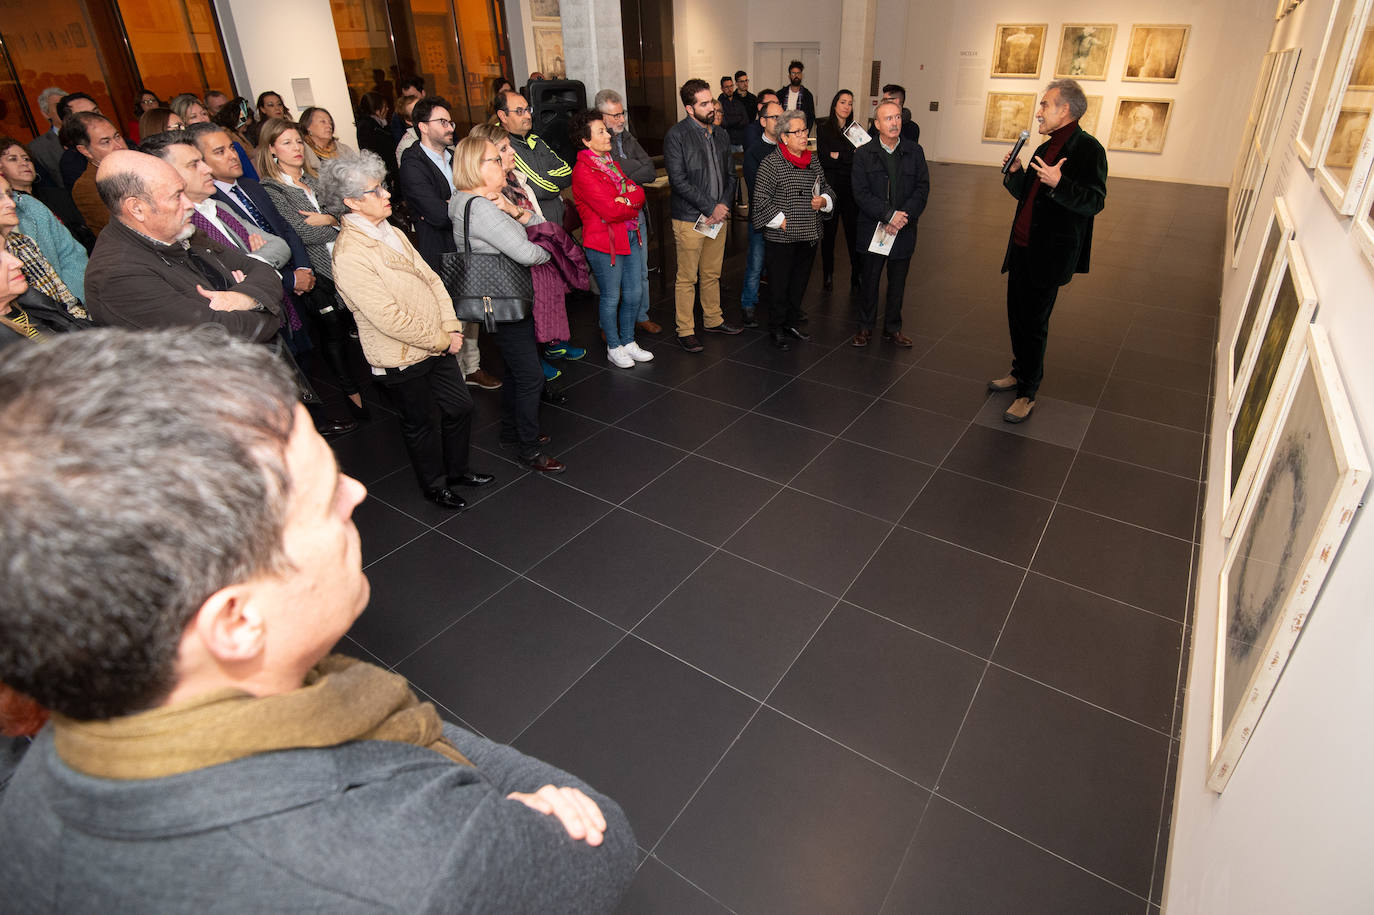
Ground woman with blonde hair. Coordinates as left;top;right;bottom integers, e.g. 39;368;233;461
169;93;211;126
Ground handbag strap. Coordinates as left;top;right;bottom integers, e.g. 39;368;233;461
462;196;477;255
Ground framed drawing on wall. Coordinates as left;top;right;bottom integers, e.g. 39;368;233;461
1223;239;1318;539
1229;48;1302;267
1107;97;1172;153
1081;95;1103;135
1228;197;1295;407
532;25;566;79
1122;24;1190;82
981;92;1036;142
1313;7;1374;212
1209;325;1369;792
529;0;560;20
1054;24;1115;80
991;24;1047;78
1351;150;1374;265
1296;0;1373;166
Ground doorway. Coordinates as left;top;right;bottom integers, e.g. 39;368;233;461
752;43;820;96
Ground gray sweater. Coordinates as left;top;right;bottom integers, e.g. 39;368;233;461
0;722;636;912
449;191;551;266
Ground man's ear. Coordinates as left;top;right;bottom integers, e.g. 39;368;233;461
77;144;94;162
191;584;267;664
124;196;149;225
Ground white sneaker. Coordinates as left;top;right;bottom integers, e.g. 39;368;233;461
623;340;655;362
607;345;635;369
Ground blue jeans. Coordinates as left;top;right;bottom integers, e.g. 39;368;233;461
740;223;766;313
638;228;650;322
585;233;645;348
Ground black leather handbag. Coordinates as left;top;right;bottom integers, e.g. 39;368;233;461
439;196;534;333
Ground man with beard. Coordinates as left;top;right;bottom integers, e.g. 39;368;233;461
780;60;816;131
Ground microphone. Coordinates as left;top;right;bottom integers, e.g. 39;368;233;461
1003;130;1030;174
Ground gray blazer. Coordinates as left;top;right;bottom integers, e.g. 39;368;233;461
261;175;339;280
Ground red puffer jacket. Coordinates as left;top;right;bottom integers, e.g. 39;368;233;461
571;149;645;261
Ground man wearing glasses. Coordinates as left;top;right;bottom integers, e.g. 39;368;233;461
495;90;572;225
740;99;784;328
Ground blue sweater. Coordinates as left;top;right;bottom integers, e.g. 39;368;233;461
16;193;88;301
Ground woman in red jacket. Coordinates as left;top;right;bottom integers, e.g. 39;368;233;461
569;109;652;369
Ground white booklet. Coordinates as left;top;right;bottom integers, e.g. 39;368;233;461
868;224;894;256
845;122;872;148
693;214;723;239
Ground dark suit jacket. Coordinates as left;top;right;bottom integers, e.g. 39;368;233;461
213;178;309;294
1001;126;1107;287
851;137;930;261
398;142;455;271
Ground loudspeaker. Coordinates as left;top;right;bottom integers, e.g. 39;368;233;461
526;79;587;164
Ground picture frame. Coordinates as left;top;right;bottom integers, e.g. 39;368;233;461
991;24;1047;79
1107;96;1173;154
1122;24;1190;82
1223;238;1319;539
1081;95;1103;135
1313;8;1374;212
1209;325;1369;792
532;25;566;79
1351;151;1374;266
528;0;561;22
1296;0;1372;167
1054;24;1116;80
1228;197;1295;409
1229;48;1303;266
981;91;1036;142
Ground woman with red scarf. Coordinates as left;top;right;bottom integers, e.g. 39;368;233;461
750;109;835;349
569;109;652;369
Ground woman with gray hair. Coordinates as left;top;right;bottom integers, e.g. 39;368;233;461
319;151;493;510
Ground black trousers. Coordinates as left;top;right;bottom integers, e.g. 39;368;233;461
1005;244;1061;400
490;317;544;460
301;276;359;396
820;176;858;281
764;239;818;333
857;252;911;332
377;354;474;490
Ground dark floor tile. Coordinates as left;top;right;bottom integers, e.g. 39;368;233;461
635;552;835;699
1033;506;1192;621
329;414;410;484
727;334;832;375
363;462;512;528
801;348;915;394
624;455;780;543
844;398;968;465
1114;347;1213;395
1081;410;1204;479
726;489;891;596
790;438;934;521
561;370;671;424
471;402;608;456
1038;365;1109;407
943;424;1076;500
1132;305;1216;340
1152;739;1181;906
901;470;1053;567
615;856;733;914
1044;337;1121;377
439;474;612;571
772;603;983;785
845;526;1024;658
656;708;929;915
939;667;1169;898
528;509;713;629
994;574;1182;732
917;339;1011;382
396;578;621;743
1061;452;1199;539
616;389;745;451
513;638;757;847
346;531;517;663
1098;376;1209;432
696;412;832;483
556;427;687;503
882;797;1146;914
635;337;727;386
1122;324;1213;367
973;392;1094;450
755;378;877;436
678;358;793;410
355;492;430;568
883;366;995;421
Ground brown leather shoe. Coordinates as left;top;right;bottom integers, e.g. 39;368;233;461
882;330;914;348
1003;397;1036;423
987;374;1017;392
465;369;503;390
637;319;662;334
523;453;566;473
851;329;871;348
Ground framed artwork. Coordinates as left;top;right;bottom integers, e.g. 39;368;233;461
532;25;566;79
1296;0;1372;166
1223;239;1318;539
981;91;1036;142
1352;151;1374;266
1122;25;1190;82
1209;325;1369;792
1229;48;1302;267
1314;7;1374;212
1228;198;1295;408
1054;24;1116;80
1107;97;1173;153
529;0;561;21
1081;95;1103;135
991;24;1047;78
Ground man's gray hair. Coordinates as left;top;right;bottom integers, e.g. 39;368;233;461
874;99;903;119
1045;79;1088;119
0;327;299;721
95;163;150;213
37;86;66;119
778;109;808;136
316;150;388;216
593;89;623;113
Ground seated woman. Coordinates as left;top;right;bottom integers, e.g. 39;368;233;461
0;242;89;347
138;107;183;139
568;109;651;369
248;91;290;146
256;118;365;420
0;140;88;296
318;151;494;509
169;93;211;126
127;88;162;144
449;136;565;473
299;107;355;164
354;93;399;187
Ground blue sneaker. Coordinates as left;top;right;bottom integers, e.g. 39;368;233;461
541;359;562;382
545;340;586;360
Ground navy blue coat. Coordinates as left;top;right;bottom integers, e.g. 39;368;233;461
851;137;930;261
213;177;310;295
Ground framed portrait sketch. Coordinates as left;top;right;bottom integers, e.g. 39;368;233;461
1229;48;1303;266
991;24;1047;78
1223;239;1318;539
532;25;566;79
1296;0;1373;166
1107;97;1172;153
1351;155;1374;266
1123;25;1190;82
982;92;1036;142
528;0;560;20
1228;197;1295;407
1313;10;1374;212
1209;325;1369;792
1054;24;1116;80
1081;95;1103;135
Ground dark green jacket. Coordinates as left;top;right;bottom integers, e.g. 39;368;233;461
1001;126;1107;287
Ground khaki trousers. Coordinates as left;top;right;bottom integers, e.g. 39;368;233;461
671;219;728;337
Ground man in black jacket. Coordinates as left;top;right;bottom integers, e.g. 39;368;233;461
718;75;748;151
993;78;1107;423
850;100;929;349
733;71;758;125
780;61;816;131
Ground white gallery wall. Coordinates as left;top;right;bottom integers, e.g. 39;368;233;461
1165;0;1374;909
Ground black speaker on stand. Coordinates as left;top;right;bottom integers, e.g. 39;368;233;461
526;79;587;164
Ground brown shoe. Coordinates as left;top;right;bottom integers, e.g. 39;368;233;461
465;369;503;390
851;329;871;348
1003;397;1036;423
882;330;914;348
987;374;1017;393
523;453;566;473
637;319;662;334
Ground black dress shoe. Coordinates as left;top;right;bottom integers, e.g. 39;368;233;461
315;418;358;439
449;470;495;487
541;388;568;405
769;332;792;350
784;326;811;341
423;486;467;510
703;322;743;335
523;453;566;473
346;398;372;421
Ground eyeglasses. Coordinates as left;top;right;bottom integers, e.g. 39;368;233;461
603;110;626;119
759;114;779;121
481;156;502;164
783;128;808;136
425;118;454;127
359;186;387;198
503;106;531;116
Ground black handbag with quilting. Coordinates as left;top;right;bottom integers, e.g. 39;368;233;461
439;196;533;333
